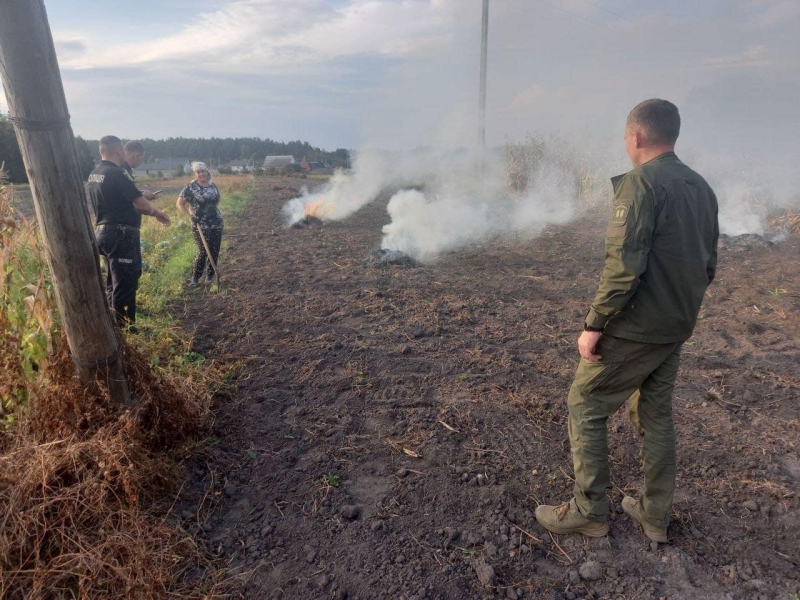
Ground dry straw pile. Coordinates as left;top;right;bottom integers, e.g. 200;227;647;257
771;208;800;234
0;176;223;599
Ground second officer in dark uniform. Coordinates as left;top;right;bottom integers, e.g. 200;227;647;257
86;135;171;330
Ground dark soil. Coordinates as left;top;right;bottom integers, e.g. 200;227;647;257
177;177;799;600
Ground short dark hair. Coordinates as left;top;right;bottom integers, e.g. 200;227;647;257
627;99;680;146
124;140;144;154
99;135;123;156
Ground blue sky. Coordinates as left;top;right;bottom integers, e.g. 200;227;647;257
2;0;798;157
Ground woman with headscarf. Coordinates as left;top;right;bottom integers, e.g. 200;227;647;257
177;162;223;286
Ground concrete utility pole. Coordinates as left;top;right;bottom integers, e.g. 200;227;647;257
0;0;132;405
479;0;489;148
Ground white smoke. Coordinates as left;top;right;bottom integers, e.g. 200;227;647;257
281;151;390;225
381;190;494;261
381;156;583;261
281;145;499;225
714;180;766;236
280;136;608;260
687;151;800;237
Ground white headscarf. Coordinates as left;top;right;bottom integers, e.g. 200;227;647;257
191;161;213;185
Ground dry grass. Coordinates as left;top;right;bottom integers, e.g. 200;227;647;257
0;335;223;599
214;174;254;195
771;208;800;234
504;135;607;205
0;168;238;599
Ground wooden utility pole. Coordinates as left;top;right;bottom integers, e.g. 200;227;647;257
0;0;132;405
479;0;489;148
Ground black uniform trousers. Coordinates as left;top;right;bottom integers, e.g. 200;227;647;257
96;223;142;325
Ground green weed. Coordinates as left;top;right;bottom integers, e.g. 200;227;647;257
133;177;254;371
0;174;255;421
0;178;56;420
322;474;340;488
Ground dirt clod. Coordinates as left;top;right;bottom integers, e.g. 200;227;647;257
472;557;496;588
579;560;603;581
444;527;461;543
340;504;361;520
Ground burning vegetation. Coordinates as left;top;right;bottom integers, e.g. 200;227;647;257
366;248;418;267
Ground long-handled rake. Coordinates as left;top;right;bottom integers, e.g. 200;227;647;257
194;221;221;292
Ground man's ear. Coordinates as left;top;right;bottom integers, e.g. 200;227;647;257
634;130;646;149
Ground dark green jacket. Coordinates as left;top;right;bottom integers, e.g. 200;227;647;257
585;152;719;343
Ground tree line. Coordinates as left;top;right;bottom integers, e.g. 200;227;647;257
1;111;350;184
0;112;95;184
83;136;351;170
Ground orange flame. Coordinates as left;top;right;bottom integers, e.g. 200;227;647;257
303;200;333;219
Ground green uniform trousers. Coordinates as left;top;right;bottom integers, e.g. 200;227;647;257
567;335;683;527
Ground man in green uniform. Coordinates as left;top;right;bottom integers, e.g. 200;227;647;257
535;99;719;542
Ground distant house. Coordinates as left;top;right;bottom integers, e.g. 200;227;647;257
227;159;252;173
134;157;191;177
262;155;296;170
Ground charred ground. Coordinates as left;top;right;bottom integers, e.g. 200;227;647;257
178;177;799;600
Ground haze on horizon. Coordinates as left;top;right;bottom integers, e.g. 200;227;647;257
0;0;796;165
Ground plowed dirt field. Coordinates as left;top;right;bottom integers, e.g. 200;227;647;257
179;177;799;600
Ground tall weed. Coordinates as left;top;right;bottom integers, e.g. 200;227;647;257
0;172;55;421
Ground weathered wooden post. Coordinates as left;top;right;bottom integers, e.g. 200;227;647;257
0;0;132;405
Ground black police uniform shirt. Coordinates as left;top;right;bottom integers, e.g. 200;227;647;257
86;160;142;228
122;162;136;182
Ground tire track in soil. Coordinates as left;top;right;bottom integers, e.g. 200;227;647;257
177;177;800;600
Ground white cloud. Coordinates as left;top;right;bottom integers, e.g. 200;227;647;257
56;0;457;74
703;44;771;69
53;35;89;63
21;0;795;157
747;0;800;27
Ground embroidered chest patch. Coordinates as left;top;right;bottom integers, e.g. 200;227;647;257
610;203;630;227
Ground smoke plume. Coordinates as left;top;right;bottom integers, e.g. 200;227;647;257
281;137;607;261
281;151;390;225
689;152;800;237
381;157;579;261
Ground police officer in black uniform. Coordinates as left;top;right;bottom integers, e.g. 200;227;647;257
86;136;171;330
122;141;158;200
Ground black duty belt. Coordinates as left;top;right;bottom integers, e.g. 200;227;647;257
96;223;140;233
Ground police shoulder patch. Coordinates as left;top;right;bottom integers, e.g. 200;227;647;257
610;202;630;227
